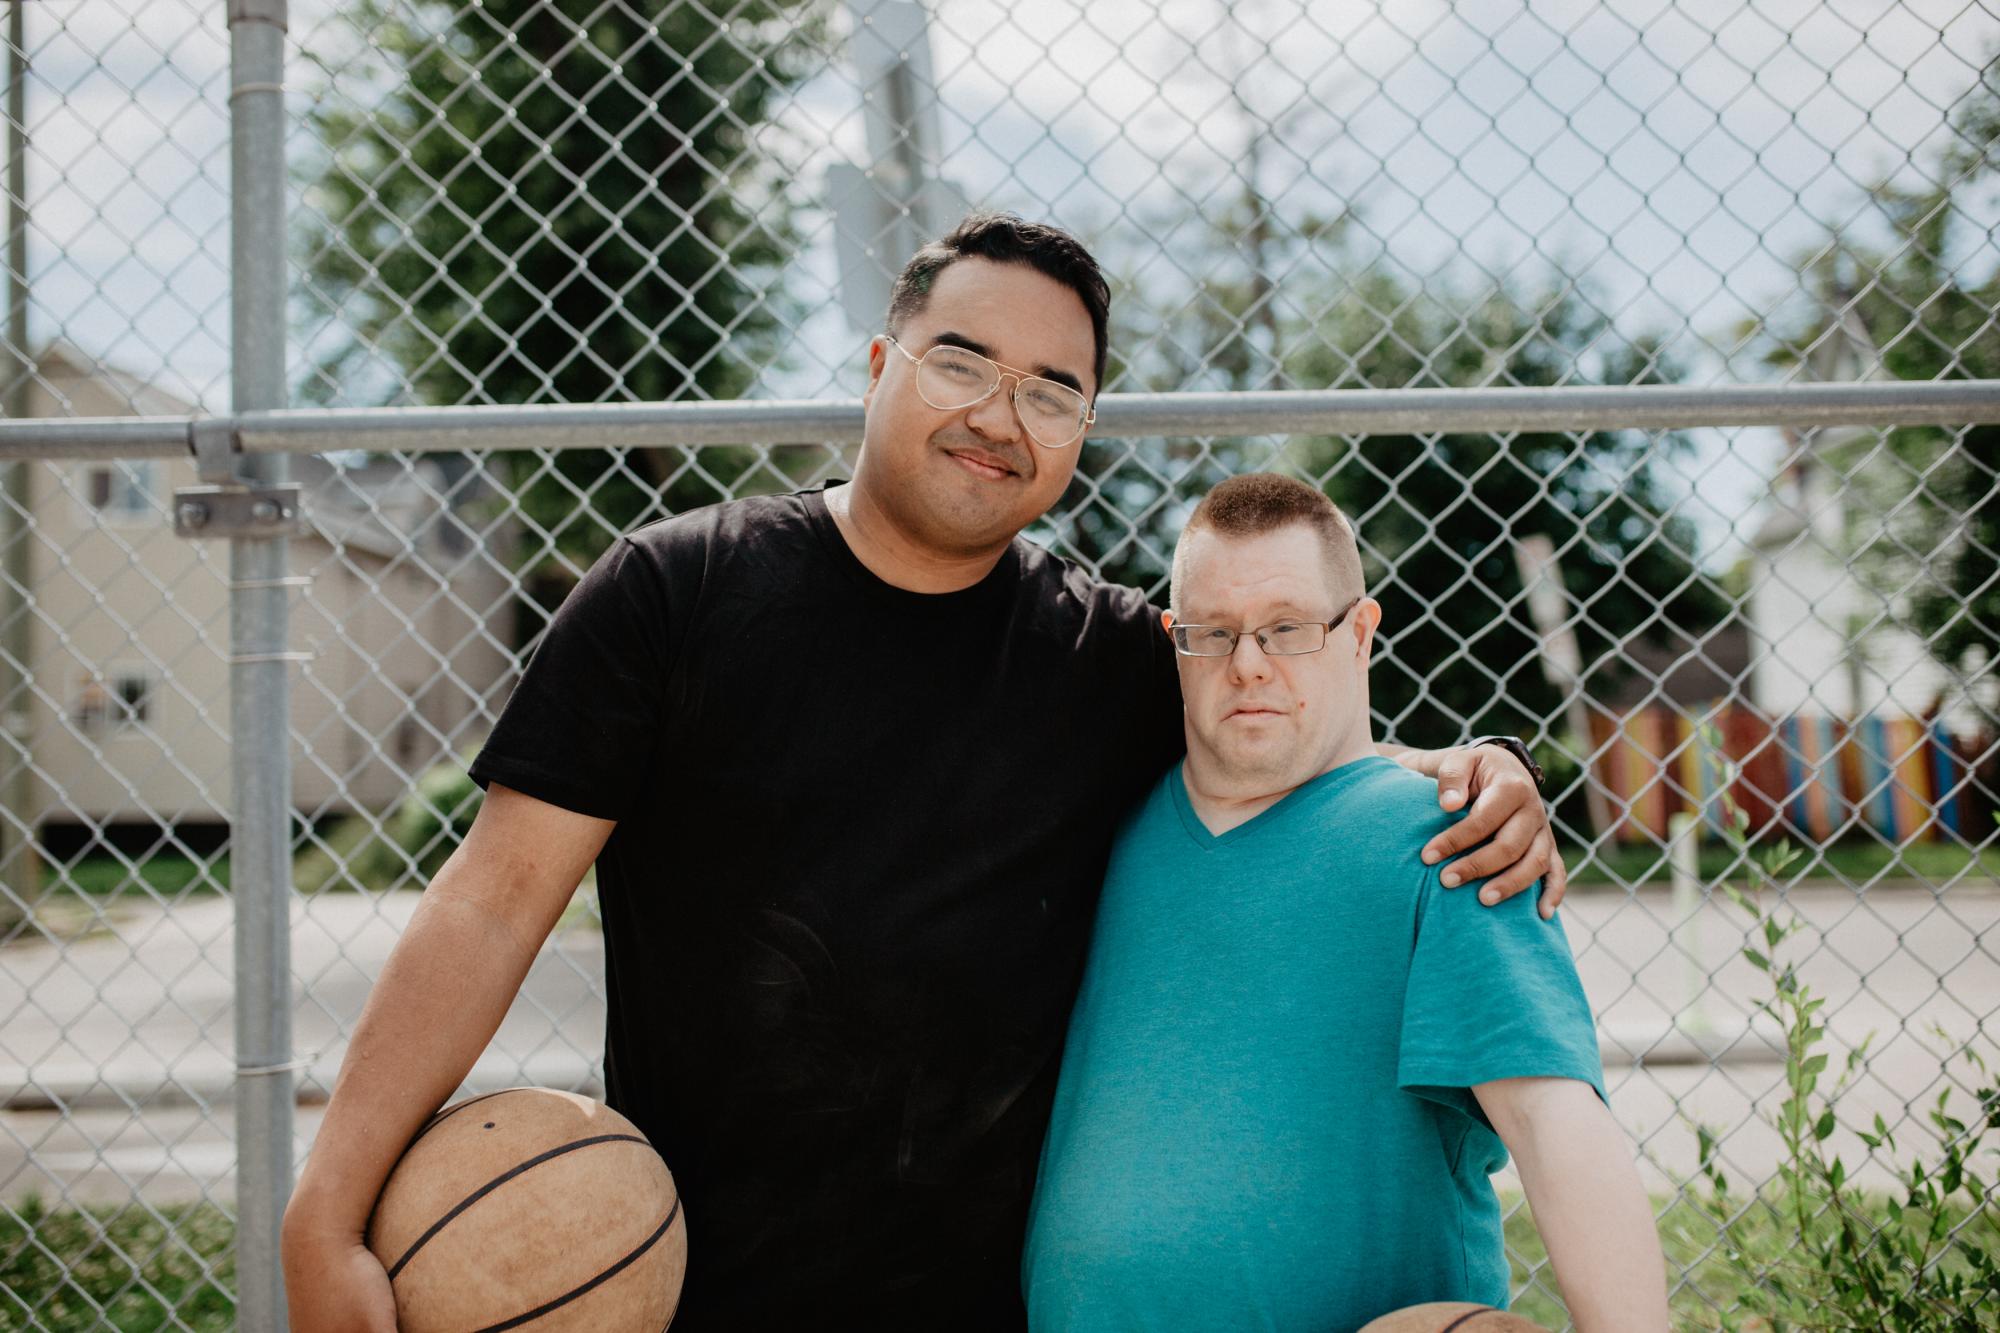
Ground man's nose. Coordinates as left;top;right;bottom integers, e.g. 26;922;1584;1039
1227;631;1273;682
965;378;1024;444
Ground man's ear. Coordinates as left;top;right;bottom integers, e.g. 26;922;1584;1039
1160;609;1174;633
1352;598;1383;662
861;336;889;409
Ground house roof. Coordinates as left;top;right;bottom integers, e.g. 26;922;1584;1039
35;340;203;418
1598;619;1755;710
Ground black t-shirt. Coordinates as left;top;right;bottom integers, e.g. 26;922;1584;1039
469;485;1183;1328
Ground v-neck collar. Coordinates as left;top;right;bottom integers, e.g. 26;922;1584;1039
1169;755;1396;850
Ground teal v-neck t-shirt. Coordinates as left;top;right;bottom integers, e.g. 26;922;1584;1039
1021;756;1604;1332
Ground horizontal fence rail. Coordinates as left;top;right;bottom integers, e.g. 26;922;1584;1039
7;379;2000;459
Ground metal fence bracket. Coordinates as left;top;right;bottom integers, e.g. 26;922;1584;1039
178;416;298;538
172;483;301;539
188;416;238;484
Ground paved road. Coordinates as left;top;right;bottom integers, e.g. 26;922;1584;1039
2;890;603;1208
3;882;1996;1206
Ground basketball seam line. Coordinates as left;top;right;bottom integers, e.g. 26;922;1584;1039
1438;1309;1500;1333
472;1195;682;1333
384;1133;654;1282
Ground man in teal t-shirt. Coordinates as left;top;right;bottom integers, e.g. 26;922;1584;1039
1022;475;1669;1332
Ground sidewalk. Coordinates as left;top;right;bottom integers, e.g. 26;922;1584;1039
1;890;605;1112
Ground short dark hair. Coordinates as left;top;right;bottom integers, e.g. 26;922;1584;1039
885;211;1111;396
1171;473;1365;612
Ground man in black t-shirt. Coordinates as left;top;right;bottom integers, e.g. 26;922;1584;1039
282;214;1566;1331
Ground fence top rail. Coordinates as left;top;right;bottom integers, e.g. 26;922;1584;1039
4;379;2000;460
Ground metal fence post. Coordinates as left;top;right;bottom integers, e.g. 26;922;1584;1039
0;2;35;902
229;0;293;1326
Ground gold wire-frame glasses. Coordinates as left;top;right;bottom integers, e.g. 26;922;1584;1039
883;335;1095;449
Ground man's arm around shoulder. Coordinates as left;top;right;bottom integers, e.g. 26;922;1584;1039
1473;1077;1669;1332
280;783;615;1332
1378;741;1567;917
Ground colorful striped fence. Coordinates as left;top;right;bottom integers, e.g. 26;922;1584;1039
1586;705;1980;845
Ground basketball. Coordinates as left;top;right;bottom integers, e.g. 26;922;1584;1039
1357;1303;1549;1332
365;1087;687;1332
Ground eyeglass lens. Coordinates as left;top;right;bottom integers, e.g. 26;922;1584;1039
1172;621;1329;656
916;346;1088;447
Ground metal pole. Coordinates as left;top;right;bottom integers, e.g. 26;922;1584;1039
0;1;36;902
228;1;292;1327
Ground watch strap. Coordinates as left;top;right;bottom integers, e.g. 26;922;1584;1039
1469;734;1545;788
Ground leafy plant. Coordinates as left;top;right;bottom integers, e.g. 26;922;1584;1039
1690;744;1999;1330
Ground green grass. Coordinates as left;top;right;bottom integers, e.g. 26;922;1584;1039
1566;839;2000;890
0;1196;234;1331
1;856;228;943
2;836;593;942
1;855;227;906
57;856;227;899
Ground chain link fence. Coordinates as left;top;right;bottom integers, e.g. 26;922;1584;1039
2;0;1997;1327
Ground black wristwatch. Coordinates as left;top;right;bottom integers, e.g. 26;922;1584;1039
1469;734;1545;788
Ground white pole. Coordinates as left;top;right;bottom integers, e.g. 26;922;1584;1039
1668;811;1710;1036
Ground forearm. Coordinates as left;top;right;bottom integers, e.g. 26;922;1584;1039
1522;1123;1665;1330
285;885;550;1238
1480;1081;1669;1332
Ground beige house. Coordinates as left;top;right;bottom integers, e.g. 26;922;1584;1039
1741;320;1993;735
7;344;515;844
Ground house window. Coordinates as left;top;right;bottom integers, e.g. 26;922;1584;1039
79;461;158;524
74;667;155;735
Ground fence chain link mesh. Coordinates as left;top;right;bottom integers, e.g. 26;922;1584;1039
1;0;1996;1327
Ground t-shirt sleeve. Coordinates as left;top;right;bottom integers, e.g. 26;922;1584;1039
1396;854;1605;1123
468;535;676;822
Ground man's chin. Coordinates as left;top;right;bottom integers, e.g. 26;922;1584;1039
1197;738;1304;785
901;478;1039;551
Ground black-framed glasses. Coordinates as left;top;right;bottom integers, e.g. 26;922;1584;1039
883;335;1095;449
1169;598;1362;657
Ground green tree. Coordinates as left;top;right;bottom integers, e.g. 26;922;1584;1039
1071;210;1726;749
298;0;813;606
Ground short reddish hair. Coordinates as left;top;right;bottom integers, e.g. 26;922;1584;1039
1170;473;1364;612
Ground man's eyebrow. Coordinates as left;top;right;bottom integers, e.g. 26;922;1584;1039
931;330;1087;396
1032;364;1086;395
930;330;992;359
